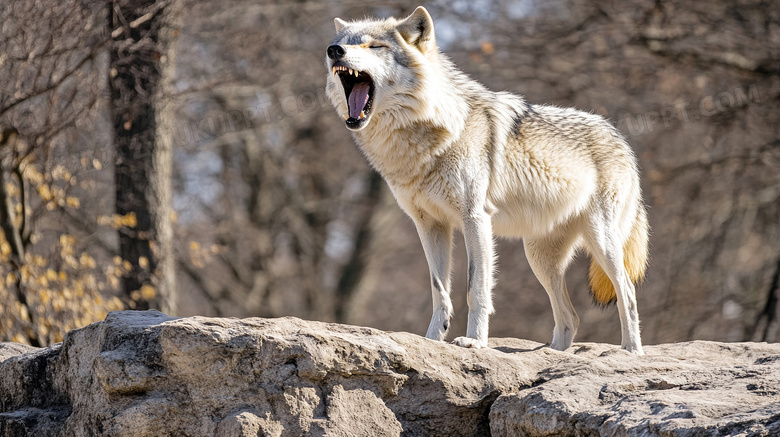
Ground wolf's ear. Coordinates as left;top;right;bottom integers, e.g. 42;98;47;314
334;18;348;33
396;6;436;52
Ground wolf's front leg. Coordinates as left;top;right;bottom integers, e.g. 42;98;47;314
415;220;454;342
453;210;495;349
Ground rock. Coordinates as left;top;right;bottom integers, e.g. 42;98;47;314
490;342;780;436
312;385;403;436
1;311;779;436
0;344;38;364
215;411;284;437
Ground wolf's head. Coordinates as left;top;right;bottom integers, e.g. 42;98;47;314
325;6;442;132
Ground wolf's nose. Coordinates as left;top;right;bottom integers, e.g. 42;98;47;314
327;45;345;60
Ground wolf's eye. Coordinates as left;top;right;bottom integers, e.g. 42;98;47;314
369;44;386;49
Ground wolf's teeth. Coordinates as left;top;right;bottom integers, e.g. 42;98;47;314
354;69;359;77
348;68;354;75
359;110;365;119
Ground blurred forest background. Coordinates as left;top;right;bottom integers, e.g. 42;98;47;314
1;0;778;347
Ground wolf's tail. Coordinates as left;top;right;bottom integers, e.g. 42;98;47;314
588;206;649;305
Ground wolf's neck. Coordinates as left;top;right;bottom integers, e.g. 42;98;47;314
353;119;454;186
352;54;486;184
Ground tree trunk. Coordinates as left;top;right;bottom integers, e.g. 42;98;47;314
153;0;182;315
109;0;179;313
751;260;780;342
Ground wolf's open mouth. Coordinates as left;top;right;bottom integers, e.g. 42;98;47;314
332;65;374;128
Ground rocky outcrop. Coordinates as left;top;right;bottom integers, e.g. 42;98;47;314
489;342;780;436
1;311;778;436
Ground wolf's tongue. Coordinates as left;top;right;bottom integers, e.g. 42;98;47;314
348;82;370;119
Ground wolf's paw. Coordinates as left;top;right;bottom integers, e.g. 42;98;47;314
550;325;575;351
550;337;573;352
425;324;448;342
452;337;486;348
621;343;645;355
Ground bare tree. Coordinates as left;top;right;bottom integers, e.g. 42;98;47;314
109;0;180;313
0;0;124;346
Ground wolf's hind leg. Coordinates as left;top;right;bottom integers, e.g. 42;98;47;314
585;213;644;354
415;221;454;342
524;231;580;351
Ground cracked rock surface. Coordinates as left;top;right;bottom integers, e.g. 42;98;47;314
1;311;779;436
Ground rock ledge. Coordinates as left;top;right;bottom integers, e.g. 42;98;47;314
1;311;778;436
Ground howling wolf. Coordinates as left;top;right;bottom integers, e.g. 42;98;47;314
325;6;648;354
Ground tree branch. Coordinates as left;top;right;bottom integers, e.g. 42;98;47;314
0;128;26;261
0;38;110;118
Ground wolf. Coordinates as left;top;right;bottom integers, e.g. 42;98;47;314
325;6;649;354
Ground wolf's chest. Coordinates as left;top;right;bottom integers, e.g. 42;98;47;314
383;166;467;227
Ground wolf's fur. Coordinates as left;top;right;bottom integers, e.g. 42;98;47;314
325;7;648;353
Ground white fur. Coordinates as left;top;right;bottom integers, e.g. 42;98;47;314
326;7;646;353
